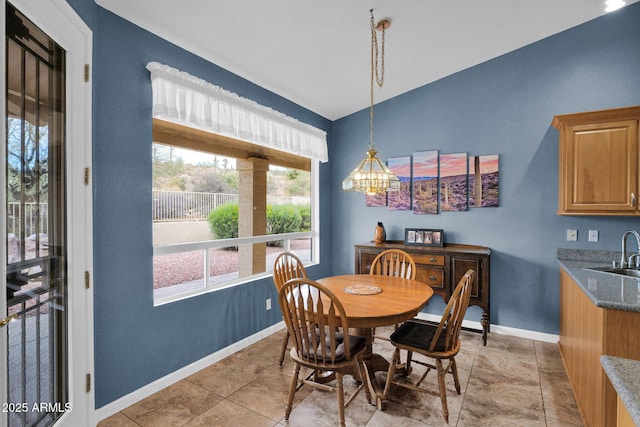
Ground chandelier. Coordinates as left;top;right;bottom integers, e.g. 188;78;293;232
342;9;400;195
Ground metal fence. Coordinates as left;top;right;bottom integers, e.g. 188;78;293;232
9;193;309;227
7;202;48;237
152;190;238;222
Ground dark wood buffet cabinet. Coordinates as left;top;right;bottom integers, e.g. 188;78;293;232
354;241;491;345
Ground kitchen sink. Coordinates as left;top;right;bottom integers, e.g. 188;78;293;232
585;266;640;278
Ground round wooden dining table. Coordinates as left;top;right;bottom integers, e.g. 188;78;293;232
316;274;434;410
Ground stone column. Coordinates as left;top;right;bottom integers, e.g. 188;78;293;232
238;157;268;277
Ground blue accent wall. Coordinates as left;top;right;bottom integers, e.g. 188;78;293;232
65;0;640;409
66;0;332;407
332;4;640;333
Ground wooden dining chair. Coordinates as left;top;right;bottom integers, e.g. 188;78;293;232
383;269;475;423
278;277;371;427
273;251;308;366
370;249;417;280
369;249;417;342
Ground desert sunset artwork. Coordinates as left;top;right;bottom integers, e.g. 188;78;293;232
469;154;499;207
387;156;412;210
412;150;439;214
440;152;468;212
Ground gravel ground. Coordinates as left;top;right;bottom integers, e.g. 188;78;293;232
153;240;310;288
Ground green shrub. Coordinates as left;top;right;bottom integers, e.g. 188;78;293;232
298;204;311;231
267;204;302;234
208;203;308;247
208;202;238;240
267;204;302;246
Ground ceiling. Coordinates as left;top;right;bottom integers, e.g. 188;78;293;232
96;0;638;121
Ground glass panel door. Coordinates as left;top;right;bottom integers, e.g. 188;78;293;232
4;4;68;426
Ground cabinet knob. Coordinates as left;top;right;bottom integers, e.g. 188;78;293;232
429;276;437;281
632;193;636;207
430;257;437;263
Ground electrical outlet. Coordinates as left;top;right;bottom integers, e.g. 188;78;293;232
588;230;599;242
266;298;272;311
566;229;578;241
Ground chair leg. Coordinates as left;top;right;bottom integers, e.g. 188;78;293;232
450;357;461;395
358;360;373;404
279;332;289;367
435;358;449;423
336;372;346;427
285;363;300;420
404;350;413;376
384;348;399;395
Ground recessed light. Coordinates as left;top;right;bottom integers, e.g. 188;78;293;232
605;0;626;12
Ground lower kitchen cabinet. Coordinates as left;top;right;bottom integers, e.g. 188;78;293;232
559;269;640;427
354;241;490;344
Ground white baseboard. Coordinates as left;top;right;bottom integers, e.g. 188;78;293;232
94;321;285;423
95;317;558;423
414;313;559;344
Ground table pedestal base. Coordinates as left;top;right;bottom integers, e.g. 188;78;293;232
356;328;397;410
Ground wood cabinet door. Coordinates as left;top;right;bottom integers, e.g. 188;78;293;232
560;119;638;213
356;250;378;274
450;254;483;305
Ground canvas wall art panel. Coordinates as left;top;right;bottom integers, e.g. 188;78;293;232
469;154;499;207
439;152;468;212
387;156;412;211
412;150;439;214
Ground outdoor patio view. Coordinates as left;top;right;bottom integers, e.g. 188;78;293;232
152;144;312;301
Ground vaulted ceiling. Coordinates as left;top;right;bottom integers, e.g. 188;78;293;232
96;0;638;120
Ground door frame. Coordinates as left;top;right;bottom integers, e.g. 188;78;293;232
0;0;93;426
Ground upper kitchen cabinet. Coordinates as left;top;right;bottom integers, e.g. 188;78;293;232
552;106;640;216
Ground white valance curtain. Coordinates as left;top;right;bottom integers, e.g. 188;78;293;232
146;62;328;163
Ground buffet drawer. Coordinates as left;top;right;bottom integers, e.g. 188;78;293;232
416;268;445;289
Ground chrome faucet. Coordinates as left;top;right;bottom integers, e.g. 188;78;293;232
621;230;640;268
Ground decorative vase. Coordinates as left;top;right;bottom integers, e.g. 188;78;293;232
374;222;386;244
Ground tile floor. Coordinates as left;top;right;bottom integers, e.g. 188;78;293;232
98;327;583;426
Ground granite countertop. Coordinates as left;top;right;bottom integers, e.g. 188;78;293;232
601;356;640;425
557;249;640;313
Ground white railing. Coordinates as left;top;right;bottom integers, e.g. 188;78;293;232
153;231;316;304
7;202;48;237
152;190;310;222
152;190;238;222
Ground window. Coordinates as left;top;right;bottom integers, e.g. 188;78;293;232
147;63;326;304
151;136;318;304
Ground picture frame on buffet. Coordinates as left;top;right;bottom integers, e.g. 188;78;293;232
404;228;444;247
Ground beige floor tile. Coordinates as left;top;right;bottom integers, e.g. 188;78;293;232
382;362;471;426
485;333;534;350
534;340;564;371
457;393;547;427
381;386;463;426
539;367;571;389
364;409;431;427
466;367;544;412
121;380;222;427
186;354;265;397
541;383;583;426
182;399;276;427
235;329;289;369
97;412;141;427
474;350;539;382
285;386;375;427
226;368;314;421
460;329;483;346
545;418;584;427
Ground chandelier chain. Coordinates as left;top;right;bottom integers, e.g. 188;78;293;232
369;9;386;149
341;9;400;195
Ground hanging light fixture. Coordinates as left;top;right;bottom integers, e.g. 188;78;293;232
342;9;400;195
